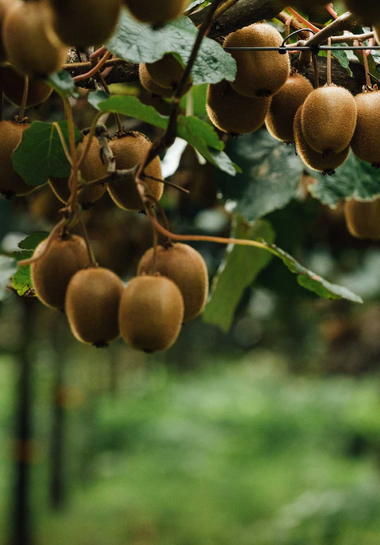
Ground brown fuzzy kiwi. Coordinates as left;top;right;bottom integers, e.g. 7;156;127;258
139;63;173;98
0;0;14;63
265;74;313;143
137;243;208;322
124;0;189;26
350;90;380;167
107;132;163;211
343;0;380;24
47;0;121;47
206;81;271;135
0;65;52;108
65;267;124;346
294;106;349;174
3;0;67;76
0;120;35;198
31;234;90;310
50;135;107;207
224;23;290;98
145;54;191;90
301;85;357;155
119;275;184;353
344;198;380;240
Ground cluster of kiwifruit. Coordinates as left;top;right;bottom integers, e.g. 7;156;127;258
31;232;208;353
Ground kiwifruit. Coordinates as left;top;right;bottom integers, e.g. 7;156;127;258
107;132;163;211
65;267;124;346
50;135;107;207
119;275;184;353
224;23;290;98
206;81;271;135
294;106;350;174
350;90;380;167
31;234;90;310
3;0;67;76
343;0;380;24
301;85;357;155
344;198;380;240
265;74;313;143
145;54;191;90
139;63;173;98
0;120;35;198
124;0;189;26
0;65;52;108
0;0;14;64
137;243;208;322
47;0;121;47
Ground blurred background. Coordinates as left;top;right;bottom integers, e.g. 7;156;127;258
2;81;380;545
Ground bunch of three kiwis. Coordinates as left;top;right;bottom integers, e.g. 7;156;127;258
31;232;209;352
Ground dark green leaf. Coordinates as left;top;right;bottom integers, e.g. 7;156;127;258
0;256;17;301
12;232;48;297
12;121;83;187
47;71;77;97
107;13;237;85
203;218;275;332
18;232;48;251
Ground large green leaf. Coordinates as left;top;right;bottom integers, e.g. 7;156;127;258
11;233;48;297
309;152;380;206
203;218;275;332
12;121;83;187
89;93;239;175
0;256;17;301
106;13;237;85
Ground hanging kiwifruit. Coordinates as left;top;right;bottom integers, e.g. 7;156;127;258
224;23;290;98
137;243;208;322
119;275;184;353
265;73;314;143
206;81;271;135
3;0;67;76
107;132;163;211
0;0;14;64
46;0;121;47
139;63;191;98
31;234;90;310
65;267;124;346
343;0;380;24
0;65;52;108
144;54;191;91
344;198;380;240
301;85;357;155
294;107;350;174
50;135;107;207
0;120;35;198
124;0;189;26
350;89;380;167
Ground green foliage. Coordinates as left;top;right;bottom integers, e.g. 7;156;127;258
12;121;83;187
11;233;48;297
47;71;78;98
0;257;17;301
106;12;237;85
203;218;275;332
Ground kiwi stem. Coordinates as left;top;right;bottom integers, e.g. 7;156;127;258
78;215;97;267
18;76;29;121
64;98;79;215
327;38;332;86
285;8;319;33
312;54;319;89
53;122;72;166
73;51;112;82
151;224;158;275
360;41;372;88
95;73;123;134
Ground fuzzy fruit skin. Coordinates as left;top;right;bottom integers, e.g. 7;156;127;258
294;107;349;173
301;86;357;155
50;135;107;206
146;54;190;90
137;243;208;322
65;267;124;346
0;0;14;63
344;199;380;240
124;0;189;25
31;235;90;310
1;65;52;108
3;1;67;76
119;275;184;353
47;0;121;47
265;74;313;143
350;91;380;167
207;81;271;135
224;23;290;98
139;63;191;98
0;120;35;198
107;132;163;211
344;0;380;24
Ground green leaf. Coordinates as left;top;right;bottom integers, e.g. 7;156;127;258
217;131;304;220
0;256;17;301
106;13;237;85
47;71;77;97
12;232;48;297
309;152;380;206
203;218;275;332
12;121;83;187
